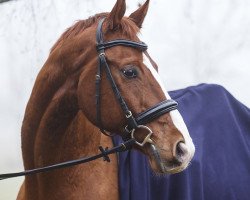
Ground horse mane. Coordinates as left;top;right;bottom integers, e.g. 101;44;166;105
51;13;140;53
21;12;140;172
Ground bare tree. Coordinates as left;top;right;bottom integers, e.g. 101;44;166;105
0;0;14;3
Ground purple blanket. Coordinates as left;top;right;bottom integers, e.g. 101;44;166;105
113;84;250;200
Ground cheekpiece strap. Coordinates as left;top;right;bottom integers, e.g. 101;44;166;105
95;18;178;143
95;18;140;134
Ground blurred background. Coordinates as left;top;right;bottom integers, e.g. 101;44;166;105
0;0;250;199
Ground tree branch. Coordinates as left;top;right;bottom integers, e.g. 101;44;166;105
0;0;14;3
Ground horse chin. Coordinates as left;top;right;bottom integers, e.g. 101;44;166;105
162;162;190;174
147;144;190;175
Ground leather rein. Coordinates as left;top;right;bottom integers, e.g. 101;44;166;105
0;18;178;180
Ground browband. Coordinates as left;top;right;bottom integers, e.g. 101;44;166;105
95;17;179;143
96;40;148;52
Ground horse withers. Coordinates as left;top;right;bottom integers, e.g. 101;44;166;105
18;0;195;199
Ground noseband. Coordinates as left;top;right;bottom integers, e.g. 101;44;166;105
0;18;179;180
95;18;178;146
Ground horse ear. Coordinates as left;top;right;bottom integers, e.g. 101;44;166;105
107;0;126;30
129;0;150;28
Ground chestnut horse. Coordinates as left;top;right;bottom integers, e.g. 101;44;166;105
17;0;195;199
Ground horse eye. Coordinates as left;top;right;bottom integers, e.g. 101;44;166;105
122;68;138;79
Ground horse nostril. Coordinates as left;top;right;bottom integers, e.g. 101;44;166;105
176;142;185;157
174;141;188;162
168;141;188;167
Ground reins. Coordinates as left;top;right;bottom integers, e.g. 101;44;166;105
0;139;135;180
0;17;179;180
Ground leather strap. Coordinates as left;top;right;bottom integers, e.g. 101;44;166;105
136;99;178;125
0;139;136;180
97;40;147;51
95;17;178;140
96;18;140;132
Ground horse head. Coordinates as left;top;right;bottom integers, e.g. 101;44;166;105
51;0;195;174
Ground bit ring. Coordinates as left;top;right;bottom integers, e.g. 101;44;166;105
131;125;153;147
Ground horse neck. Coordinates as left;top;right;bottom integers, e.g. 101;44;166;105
21;89;118;199
26;62;106;156
20;61;118;199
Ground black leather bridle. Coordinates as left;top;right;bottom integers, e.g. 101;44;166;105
0;18;179;180
95;18;178;146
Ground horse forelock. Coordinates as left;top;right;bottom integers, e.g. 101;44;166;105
50;13;140;54
21;12;142;159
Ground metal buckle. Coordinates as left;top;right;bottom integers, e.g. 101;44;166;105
131;125;153;147
125;111;132;118
96;74;101;80
99;52;105;57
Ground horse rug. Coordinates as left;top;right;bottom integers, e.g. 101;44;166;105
113;83;250;200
